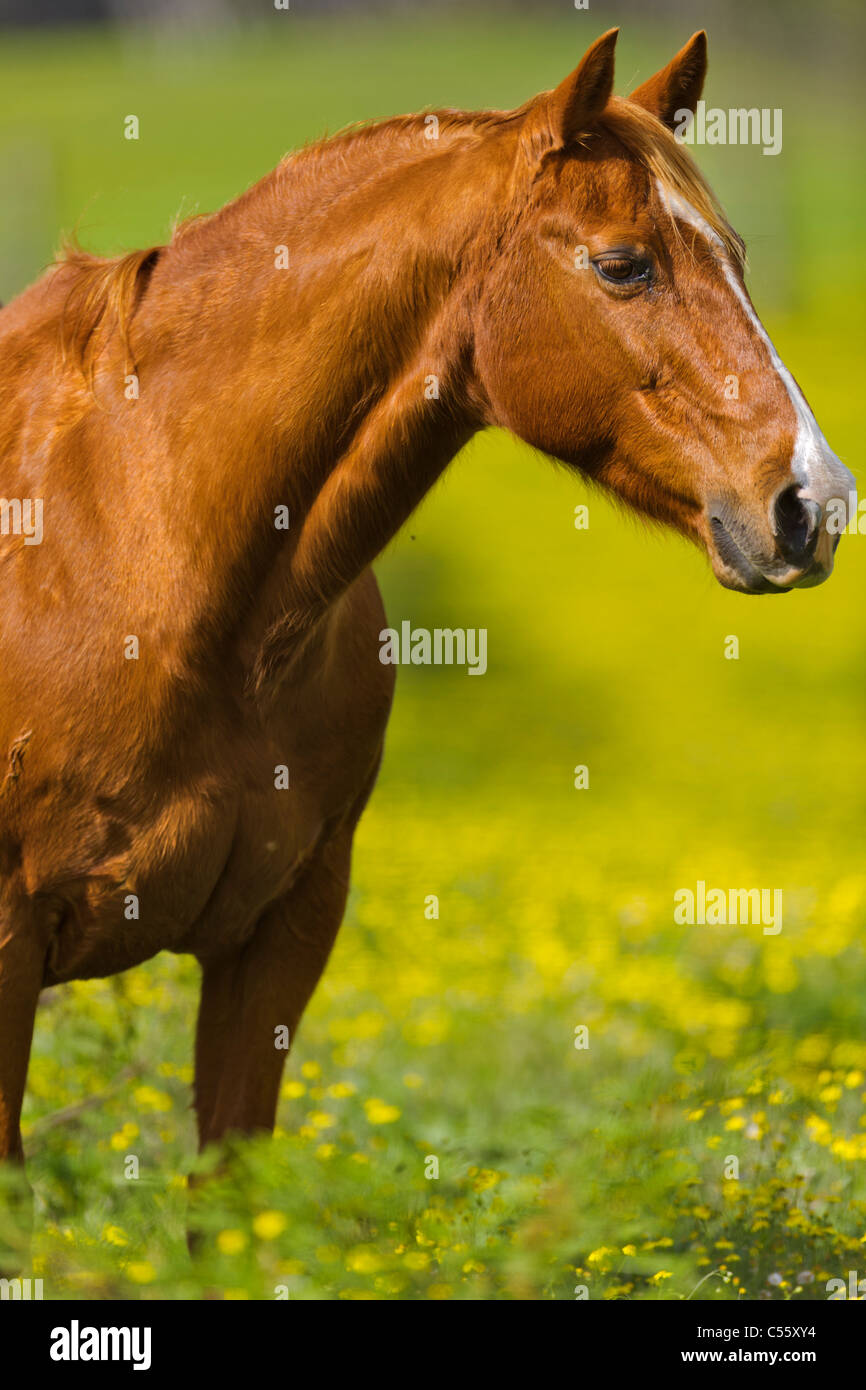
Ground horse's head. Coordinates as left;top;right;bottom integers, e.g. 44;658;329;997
474;29;855;593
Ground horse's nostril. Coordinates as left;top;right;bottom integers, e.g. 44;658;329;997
772;485;821;564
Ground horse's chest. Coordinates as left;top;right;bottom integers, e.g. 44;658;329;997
35;573;393;981
42;733;326;981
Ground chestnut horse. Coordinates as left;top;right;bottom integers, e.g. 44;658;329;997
0;30;854;1210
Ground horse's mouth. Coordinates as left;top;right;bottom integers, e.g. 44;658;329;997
706;474;848;596
709;516;788;594
708;514;839;593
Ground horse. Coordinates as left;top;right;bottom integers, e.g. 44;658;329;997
0;28;854;1220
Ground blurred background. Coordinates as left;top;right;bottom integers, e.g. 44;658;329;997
2;0;865;1301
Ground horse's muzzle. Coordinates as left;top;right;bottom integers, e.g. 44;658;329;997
707;479;854;595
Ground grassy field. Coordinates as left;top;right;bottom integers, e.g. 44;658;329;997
1;10;865;1300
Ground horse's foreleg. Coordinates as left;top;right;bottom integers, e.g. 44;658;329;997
193;824;355;1149
0;910;44;1161
0;905;45;1268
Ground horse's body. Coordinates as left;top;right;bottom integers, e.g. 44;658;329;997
0;247;398;1142
0;30;854;1180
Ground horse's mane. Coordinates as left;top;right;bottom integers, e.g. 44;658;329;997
58;242;162;374
55;93;744;372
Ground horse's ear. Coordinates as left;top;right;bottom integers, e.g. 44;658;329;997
629;31;707;128
526;28;618;155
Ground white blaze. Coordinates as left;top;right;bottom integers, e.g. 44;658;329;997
655;181;855;570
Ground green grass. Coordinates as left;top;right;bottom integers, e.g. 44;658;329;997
2;12;865;1300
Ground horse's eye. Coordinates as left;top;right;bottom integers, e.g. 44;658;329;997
594;255;647;285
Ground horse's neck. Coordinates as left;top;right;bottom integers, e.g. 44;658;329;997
157;135;504;689
249;324;479;691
